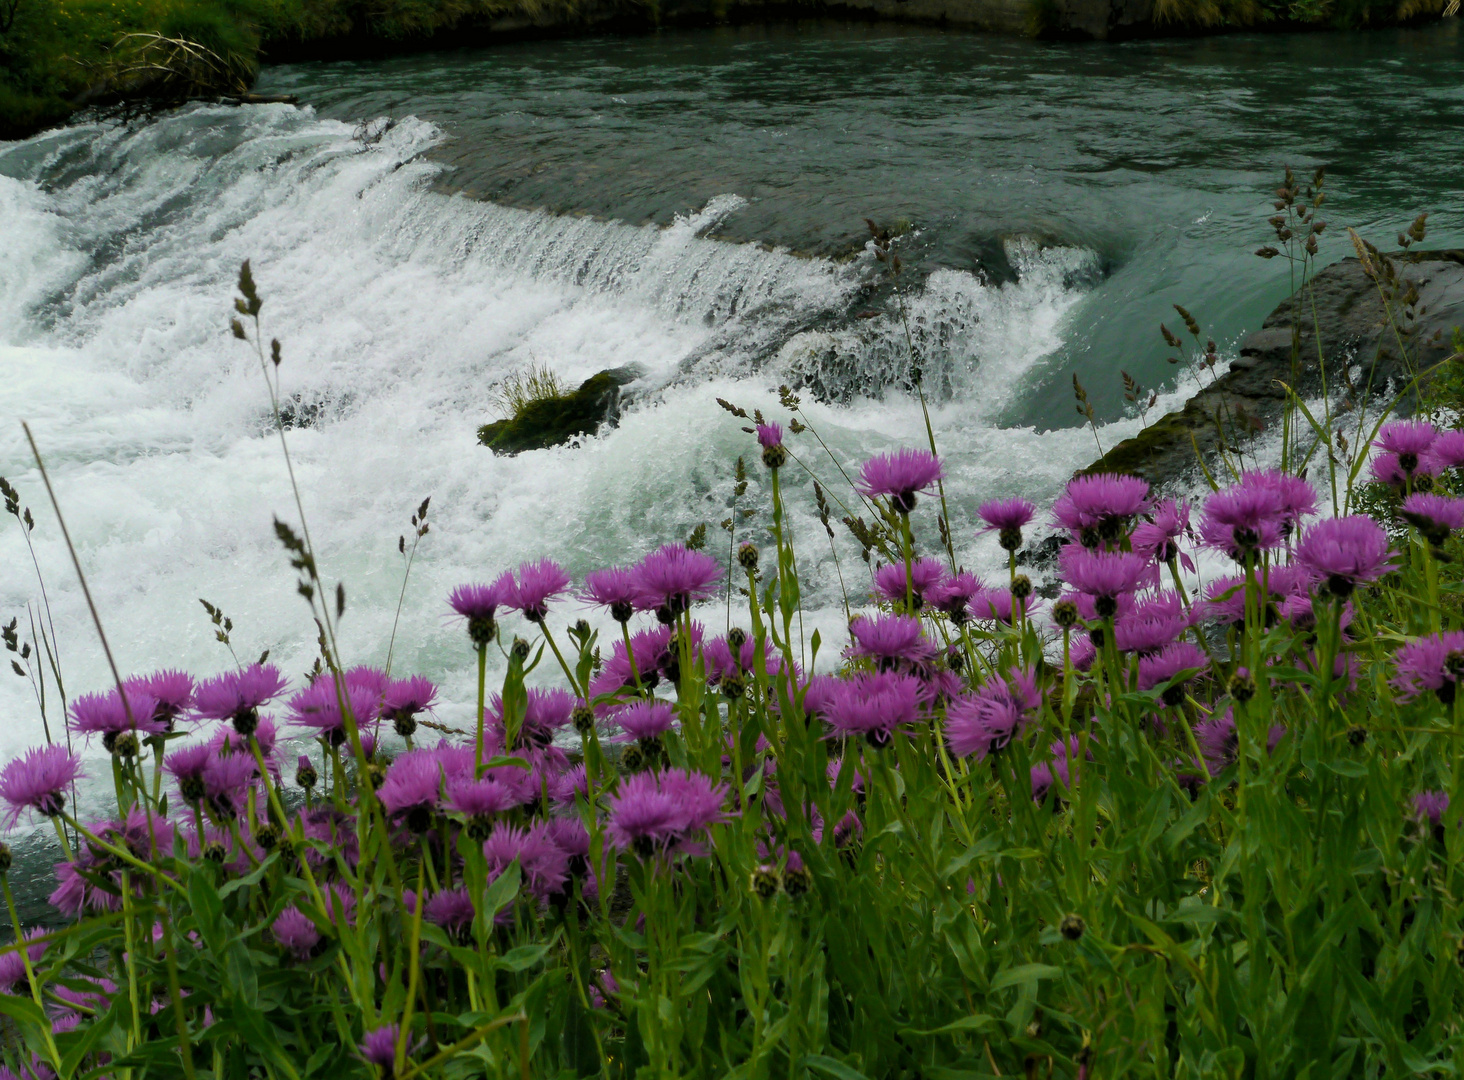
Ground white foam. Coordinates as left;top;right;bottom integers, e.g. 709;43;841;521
0;103;1122;762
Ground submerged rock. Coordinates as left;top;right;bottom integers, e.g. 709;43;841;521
477;365;642;455
1085;249;1464;488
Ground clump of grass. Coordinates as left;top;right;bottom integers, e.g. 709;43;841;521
495;360;567;419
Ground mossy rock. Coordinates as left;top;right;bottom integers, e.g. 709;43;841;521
477;366;641;455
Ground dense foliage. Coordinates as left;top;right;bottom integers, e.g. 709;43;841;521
3;192;1464;1080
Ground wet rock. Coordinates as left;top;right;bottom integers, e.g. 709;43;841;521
1084;250;1464;488
477;365;643;455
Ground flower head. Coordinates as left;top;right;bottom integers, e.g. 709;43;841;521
1138;641;1209;704
69;688;166;744
756;423;783;449
856;449;943;513
582;566;639;623
978;498;1036;552
287;678;381;746
846;613;937;667
193;664;288;734
631;544;723;619
872;557;947;609
929;570;986;624
272;908;320;960
0;745;83;827
1113;591;1190;655
1413;790;1450;830
124;669;195;728
1131;499;1192;568
1391;630;1464;704
1295;515;1395;598
164;743;215;804
0;929;46;994
611;700;676;742
482;823;571;902
1400;493;1464;544
824;671;923;748
1426;429;1464;472
1376;419;1437;468
510;559;571;623
1052;473;1150;543
1198;479;1286;559
360;1025;400;1070
377;751;444;826
448;573;515;646
604;768;729;858
945;668;1040;761
1059;547;1152;614
425;887;476;934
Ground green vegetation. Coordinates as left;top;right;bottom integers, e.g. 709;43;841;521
478;366;635;455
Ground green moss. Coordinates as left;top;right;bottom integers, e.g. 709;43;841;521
477;371;622;456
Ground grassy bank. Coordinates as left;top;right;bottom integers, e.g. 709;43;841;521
0;0;1453;141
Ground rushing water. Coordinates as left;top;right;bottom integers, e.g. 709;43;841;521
1;21;1462;805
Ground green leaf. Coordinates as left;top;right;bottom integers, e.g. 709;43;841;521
187;868;227;955
303;1044;336;1076
497;943;551;973
218;854;278;899
900;1014;998;1038
802;1054;872;1080
224;941;259;1008
482;865;520;921
990;963;1063;992
58;1008;115;1080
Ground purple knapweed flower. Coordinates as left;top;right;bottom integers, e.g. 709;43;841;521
1400;493;1464;545
164;743;214;804
482;823;571;902
68;688;165;749
1425;428;1464;472
193;663;288;736
382;675;436;735
605;768;729;858
1059;547;1152;616
1295;515;1395;598
287;678;380;747
846;613;937;668
510;559;572;623
872;557;947;609
485;687;576;751
360;1024;401;1071
544;816;591;873
945;668;1041;761
1198;480;1286;560
1052;473;1150;544
824;671;923;748
448;573;515;646
856;448;943;513
1030;737;1081;806
445;776;525;824
1251;470;1318;537
610;700;676;742
582;566;640;623
1392;630;1464;704
201;751;258;818
969;588;1034;625
756;422;783;449
1376;419;1437;474
0;928;46;993
1131;499;1193;569
978;497;1036;553
272;908;320;960
377;751;444;829
124;669;195;729
1113;591;1190;655
631;544;723;621
0;745;83;827
1413;791;1450;835
1137;641;1209;704
550;765;589;808
929;570;986;624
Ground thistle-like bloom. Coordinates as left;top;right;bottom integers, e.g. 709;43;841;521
202;751;259;817
272;908;320;960
287;678;381;746
846;613;937;667
482;823;571;902
69;688;166;744
1295;515;1395;598
1391;630;1464;703
1252;470;1318;535
1413;790;1450;830
1375;419;1437;473
824;671;923;748
1052;473;1150;543
1425;429;1464;472
377;751;444;828
1113;591;1190;655
0;745;83;827
582;566;640;623
445;776;525;821
383;675;436;733
486;687;576;751
1137;641;1209;704
978;498;1036;552
604;768;729;858
1131;499;1192;568
1198;481;1286;559
611;700;676;742
856;448;943;513
1400;493;1464;545
164;743;214;804
510;559;572;623
756;422;784;449
124;669;195;729
1059;547;1151;615
945;668;1040;761
1029;737;1081;805
929;570;985;624
193;663;288;735
360;1025;400;1070
631;543;723;619
1194;711;1238;775
0;929;46;993
448;573;515;646
872;557;947;609
425;887;476;935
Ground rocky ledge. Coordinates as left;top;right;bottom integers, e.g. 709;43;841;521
1084;249;1464;489
477;365;643;455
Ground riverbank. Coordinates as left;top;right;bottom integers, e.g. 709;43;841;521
0;0;1453;141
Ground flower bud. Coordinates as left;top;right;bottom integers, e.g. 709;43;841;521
1228;670;1256;702
1052;600;1079;628
751;865;783;899
1346;725;1367;747
572;704;596;735
998;526;1023;552
510;638;531;661
727;627;748;649
0;842;11;874
1060;913;1085;941
720;671;746;699
783;863;812;897
620;743;645;774
255;825;279;850
295;756;318;790
738;543;759;571
1010;575;1032;601
203;843;227;864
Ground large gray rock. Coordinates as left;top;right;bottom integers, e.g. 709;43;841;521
1083;249;1464;488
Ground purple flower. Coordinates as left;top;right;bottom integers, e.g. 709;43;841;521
825;671;923;748
582;566;640;623
1375;420;1437;474
929;570;986;624
0;929;46;993
287;678;381;746
1400;493;1464;544
445;776;525;823
756;423;783;449
1198;480;1286;559
1413;790;1450;830
1391;631;1464;704
425;887;476;935
383;675;436;731
448;573;515;646
1194;711;1238;775
978;498;1036;552
1252;470;1318;535
124;669;195;729
192;663;288;735
945;668;1040;761
201;751;258;817
69;688;165;746
605;768;729;858
272;908;320;960
1425;429;1464;472
1113;592;1190;655
486;687;576;752
1030;738;1081;805
631;544;723;620
1137;641;1209;704
1059;547;1152;615
482;823;571;902
856;449;943;513
1295;515;1395;598
377;751;444;826
0;745;83;827
1131;499;1193;568
872;557;948;609
611;700;676;742
968;589;1032;625
164;743;214;804
846;613;937;668
360;1025;400;1070
1052;474;1150;542
510;559;572;623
